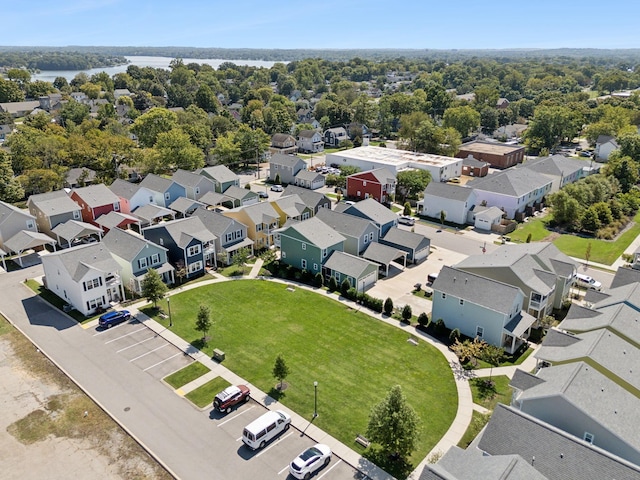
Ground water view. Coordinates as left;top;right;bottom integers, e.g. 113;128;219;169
31;55;281;82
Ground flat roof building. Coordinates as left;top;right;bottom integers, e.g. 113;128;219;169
457;140;525;169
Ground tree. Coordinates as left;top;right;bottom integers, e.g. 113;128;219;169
604;153;639;193
232;247;250;274
272;353;290;390
451;337;487;365
60;100;90;127
366;385;420;460
194;84;219;113
383;297;394;316
401;304;412;323
131;108;179;148
0;77;25;103
479;344;504;382
340;278;351;296
153;128;205;171
417;312;429;327
0;151;24;202
440;210;447;226
396;169;431;202
195;305;212;343
211;132;241;166
403;202;411;216
140;268;167;308
443;105;481;138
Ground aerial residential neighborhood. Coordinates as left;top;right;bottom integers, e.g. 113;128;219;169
2;18;640;480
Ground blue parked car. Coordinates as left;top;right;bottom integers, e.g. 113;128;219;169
99;310;131;328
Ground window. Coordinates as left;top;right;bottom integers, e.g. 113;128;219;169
322;248;327;258
195;187;200;195
114;202;120;211
364;235;368;244
476;326;484;338
138;257;148;269
188;261;203;274
302;212;310;220
158;238;164;246
301;259;307;269
86;297;104;311
84;277;102;291
459;299;464;305
151;253;160;265
282;251;287;259
187;245;201;257
266;423;276;432
441;293;446;299
165;192;171;201
363;181;367;186
301;243;306;250
369;232;374;241
73;210;81;219
313;263;318;271
26;220;35;229
584;432;594;444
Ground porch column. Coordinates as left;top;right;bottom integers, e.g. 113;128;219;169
511;335;516;353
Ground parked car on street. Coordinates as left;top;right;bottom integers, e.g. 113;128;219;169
258;191;269;199
575;273;602;291
98;310;131;328
213;385;251;413
398;215;415;226
289;443;332;479
271;184;283;192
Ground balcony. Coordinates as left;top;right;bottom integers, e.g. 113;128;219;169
105;273;120;286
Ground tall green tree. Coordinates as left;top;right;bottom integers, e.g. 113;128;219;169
396;169;431;202
154;128;205;171
604;153;639;193
131;108;179;148
443;105;481;138
141;268;168;308
366;385;420;460
195;305;212;343
0;151;24;202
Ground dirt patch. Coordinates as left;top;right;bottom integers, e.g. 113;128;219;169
541;232;562;242
0;317;173;480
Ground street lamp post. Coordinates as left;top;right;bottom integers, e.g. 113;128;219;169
313;381;318;419
167;297;172;327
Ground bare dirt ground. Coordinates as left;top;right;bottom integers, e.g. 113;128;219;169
0;316;173;480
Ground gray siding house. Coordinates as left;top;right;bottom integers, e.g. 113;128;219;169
0;201;38;252
27;190;83;237
315;208;378;256
269;153;307;185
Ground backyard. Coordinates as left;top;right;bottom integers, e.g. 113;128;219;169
143;280;458;468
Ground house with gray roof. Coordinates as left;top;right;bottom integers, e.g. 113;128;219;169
221;185;259;208
475;403;640;480
379;227;430;264
27;190;83;237
102;227;173;293
418;182;476;225
520;154;591;193
270;133;298;155
322;251;378;291
281;185;331;214
142;217;216;278
0;100;40;117
139;173;186;208
270;194;313;226
195;165;239;193
362;242;408;277
171;169;214;200
323;126;348;147
509;361;640;467
315;208;378;256
341;198;398;236
0;201;37;252
466;169;553;220
223;202;280;249
109;178;159;214
191;207;253;265
269;153;306;184
168;197;205;218
419;445;546;480
294;169;325;190
432;266;535;353
197;191;233;209
278;217;345;276
41;243;124;316
595;135;619;161
130;204;175;228
296;129;323;153
454;243;577;319
611;266;640;289
70;184;122;226
64;167;96;189
95;211;141;233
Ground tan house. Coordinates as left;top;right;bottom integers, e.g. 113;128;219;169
223;202;280;249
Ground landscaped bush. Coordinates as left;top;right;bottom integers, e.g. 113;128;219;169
314;272;323;287
341;278;351;296
417;312;430;328
328;276;339;292
384;297;394;316
346;287;358;301
449;328;461;342
401;304;412;323
434;318;447;335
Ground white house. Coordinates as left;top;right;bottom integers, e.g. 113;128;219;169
42;243;125;316
419;182;476;225
595;135;619;161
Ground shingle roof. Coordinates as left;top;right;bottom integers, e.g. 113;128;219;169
192;207;242;237
198;191;232;207
298;129;318;139
102;227;166;262
272;133;295;143
195;165;238;185
47;243;120;281
95;211;140;231
109;178;142;200
294;169;324;182
168;197;204;214
315;208;376;238
223;185;258;201
344;198;398;226
349;167;396;184
281;185;330;209
381;227;430;251
172;169;210;189
131;204;174;223
51;220;102;242
461;155;489;168
140;173;174;193
0;200;33;224
269;153;305;168
65;167;96;185
478;404;640;480
611;267;640;289
522;155;587;177
144;217;216;249
231;201;279;225
72;184;120;208
423;182;475;202
468;169;551;197
4;230;56;253
28;190;80;216
283;217;345;249
433;266;523;315
323;251;377;279
271;194;308;218
510;368;547;392
362;242;406;265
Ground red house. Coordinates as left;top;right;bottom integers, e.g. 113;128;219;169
346;168;397;203
70;184;121;226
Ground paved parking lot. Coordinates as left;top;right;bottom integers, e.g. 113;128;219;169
208;401;361;480
89;316;194;379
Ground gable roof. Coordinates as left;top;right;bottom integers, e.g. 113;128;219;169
171;169;211;189
423;182;475;202
140;173;174;193
192;207;243;237
144;217;216;249
95;211;140;231
282;217;345;249
195;165;238;184
478;404;640;480
168;197;205;214
229;201;279;225
46;243;120;281
103;227;166;262
344;198;398;226
65;167;96;185
611;267;640;289
434;266;523;315
315;208;376;238
72;184;120;208
294;169;324;182
109;178;143;200
461;155;489;168
271;194;309;218
381;227;430;251
272;133;295;143
298;129;319;139
348;167;396;184
198;191;232;207
522;155;587;178
0;200;34;224
28;190;80;216
269;153;305;168
130;204;174;224
467;168;551;197
281;185;330;209
51;220;102;241
362;242;406;265
323;251;377;279
223;185;258;201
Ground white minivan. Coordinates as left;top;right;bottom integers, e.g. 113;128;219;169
242;410;291;450
575;273;602;291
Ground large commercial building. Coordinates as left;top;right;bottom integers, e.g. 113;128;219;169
456;140;525;169
326;146;462;182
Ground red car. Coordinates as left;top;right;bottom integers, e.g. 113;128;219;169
213;385;251;413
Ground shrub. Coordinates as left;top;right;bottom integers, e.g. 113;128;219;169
401;304;412;323
244;183;251;189
274;173;281;184
341;278;351;296
417;312;429;327
346;287;358;300
368;297;384;313
328;276;338;292
300;269;311;283
449;328;461;342
314;272;324;287
383;297;394;316
434;318;446;335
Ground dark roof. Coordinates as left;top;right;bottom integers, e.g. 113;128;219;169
381;227;430;251
192;207;243;237
109;178;142;200
103;227;165;262
323;251;376;279
172;169;211;189
140;173;174;193
144;217;216;249
65;167;96;185
478;404;640;480
462;155;489;168
298;129;318;138
344;198;398;226
362;242;406;265
509;368;547;391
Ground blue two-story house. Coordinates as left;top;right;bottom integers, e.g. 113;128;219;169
140;173;187;208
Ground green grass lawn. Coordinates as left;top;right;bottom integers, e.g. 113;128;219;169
469;375;511;411
508;217;551;243
164;362;210;389
457;411;491;448
474;346;533;369
185;377;231;409
142;280;457;468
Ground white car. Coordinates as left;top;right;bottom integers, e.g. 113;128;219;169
270;184;283;192
575;273;602;291
289;443;331;479
398;215;415;226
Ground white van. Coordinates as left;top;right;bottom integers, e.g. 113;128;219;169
575;273;602;291
242;410;291;450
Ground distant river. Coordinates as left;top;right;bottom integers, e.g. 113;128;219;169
31;55;281;82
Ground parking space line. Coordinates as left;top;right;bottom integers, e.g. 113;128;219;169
317;459;342;480
142;352;184;371
92;319;140;336
104;326;147;343
216;406;255;427
116;335;156;353
254;432;294;458
278;464;289;475
130;343;169;362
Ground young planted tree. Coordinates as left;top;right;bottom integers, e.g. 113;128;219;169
479;344;504;382
383;297;394;316
366;385;420;461
401;304;412;323
140;268;167;308
195;305;212;343
272;354;290;390
232;247;251;274
440;210;447;226
403;202;412;216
